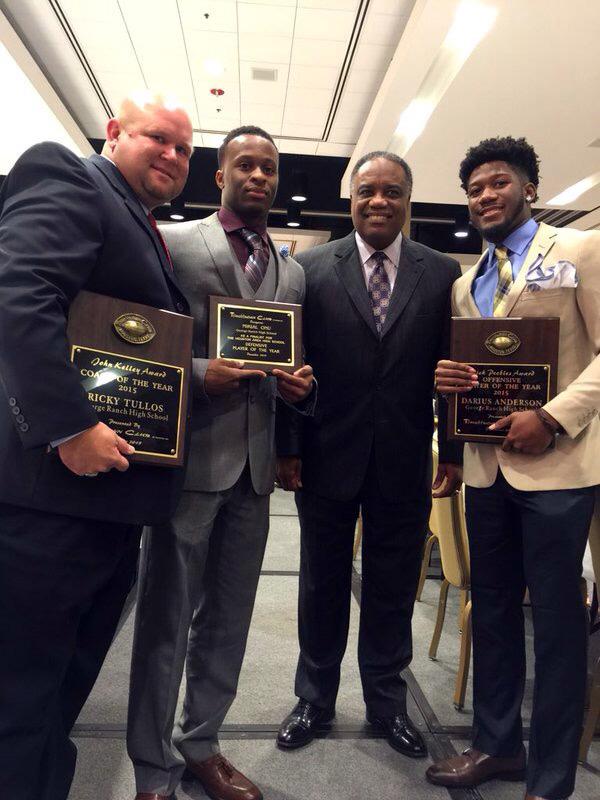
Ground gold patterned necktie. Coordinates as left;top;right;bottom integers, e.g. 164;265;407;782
492;246;513;316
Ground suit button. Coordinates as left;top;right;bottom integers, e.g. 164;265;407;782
16;414;24;423
11;406;20;415
19;423;29;432
176;302;184;312
8;397;17;407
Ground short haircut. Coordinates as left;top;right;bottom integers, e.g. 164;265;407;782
459;136;540;199
350;151;413;195
217;125;277;166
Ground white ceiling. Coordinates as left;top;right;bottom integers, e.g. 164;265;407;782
2;0;600;224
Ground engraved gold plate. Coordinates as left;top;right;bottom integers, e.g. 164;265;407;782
113;313;156;344
484;330;521;356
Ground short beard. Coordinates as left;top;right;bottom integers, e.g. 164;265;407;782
479;195;527;244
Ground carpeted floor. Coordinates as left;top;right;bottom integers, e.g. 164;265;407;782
70;488;600;799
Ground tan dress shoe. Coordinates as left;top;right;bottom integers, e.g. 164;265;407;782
426;746;526;788
185;754;262;800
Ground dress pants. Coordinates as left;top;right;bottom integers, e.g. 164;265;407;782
0;502;139;800
466;471;594;800
127;467;269;796
295;456;430;715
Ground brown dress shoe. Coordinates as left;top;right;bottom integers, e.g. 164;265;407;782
426;746;526;788
134;794;173;800
184;754;262;800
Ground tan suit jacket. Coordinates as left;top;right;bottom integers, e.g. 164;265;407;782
453;223;600;490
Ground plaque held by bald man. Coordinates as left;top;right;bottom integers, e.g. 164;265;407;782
67;290;193;465
447;316;559;444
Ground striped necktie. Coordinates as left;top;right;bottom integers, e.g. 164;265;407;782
493;246;513;316
238;228;268;292
368;251;391;334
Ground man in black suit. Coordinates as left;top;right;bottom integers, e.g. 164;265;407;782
0;92;193;800
276;151;462;756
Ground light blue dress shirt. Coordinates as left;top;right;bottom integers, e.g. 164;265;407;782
472;217;539;316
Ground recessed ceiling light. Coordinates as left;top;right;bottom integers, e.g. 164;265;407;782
454;230;468;238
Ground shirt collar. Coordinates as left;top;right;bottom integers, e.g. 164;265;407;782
354;230;402;268
486;217;539;259
218;206;268;239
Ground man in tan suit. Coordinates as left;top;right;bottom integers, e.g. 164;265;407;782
427;137;600;800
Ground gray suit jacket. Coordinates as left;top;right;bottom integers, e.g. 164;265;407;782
163;212;306;495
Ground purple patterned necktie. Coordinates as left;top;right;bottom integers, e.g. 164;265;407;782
238;227;268;292
368;251;391;334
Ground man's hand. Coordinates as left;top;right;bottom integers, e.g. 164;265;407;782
276;456;302;491
490;410;555;454
58;422;134;476
204;358;266;396
272;365;314;404
432;462;463;498
435;360;478;394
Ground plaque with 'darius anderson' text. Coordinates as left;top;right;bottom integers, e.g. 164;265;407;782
208;295;302;373
448;317;560;444
68;291;193;466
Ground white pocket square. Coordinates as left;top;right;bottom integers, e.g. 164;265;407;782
525;256;578;290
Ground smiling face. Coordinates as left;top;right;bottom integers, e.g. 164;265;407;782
216;134;279;224
466;160;534;243
351;157;410;249
106;98;193;210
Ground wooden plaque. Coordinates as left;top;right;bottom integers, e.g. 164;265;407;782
448;316;560;444
67;290;193;466
208;295;302;374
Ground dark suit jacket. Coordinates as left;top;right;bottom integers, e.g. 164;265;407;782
0;142;189;524
277;232;461;502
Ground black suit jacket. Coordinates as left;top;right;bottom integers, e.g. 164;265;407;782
0;143;189;524
278;232;462;502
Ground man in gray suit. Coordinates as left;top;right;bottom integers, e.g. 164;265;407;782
127;126;313;800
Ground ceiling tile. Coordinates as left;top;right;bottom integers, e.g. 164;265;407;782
334;90;375;121
290;37;348;68
283;106;328;128
276;138;319;155
285;86;334;110
299;0;359;9
327;123;361;143
178;0;237;32
280;122;324;139
203;132;227;148
185;30;239;62
238;33;293;63
359;12;409;46
288;64;340;89
241;0;296;5
343;68;386;95
237;3;296;36
240;61;289;104
370;0;415;14
294;8;356;41
351;41;395;71
200;116;241;131
240;103;283;125
316;141;354;156
58;0;122;23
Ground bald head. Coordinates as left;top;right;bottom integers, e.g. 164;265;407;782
103;91;193;209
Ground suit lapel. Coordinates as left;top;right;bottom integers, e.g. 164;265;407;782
462;256;485;318
380;238;425;336
198;213;245;298
272;239;290;302
502;223;558;316
333;234;379;337
87;154;186;296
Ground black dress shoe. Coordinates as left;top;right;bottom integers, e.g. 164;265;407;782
277;699;335;749
366;712;427;758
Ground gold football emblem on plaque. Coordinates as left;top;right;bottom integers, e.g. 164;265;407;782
113;313;156;344
484;330;520;356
